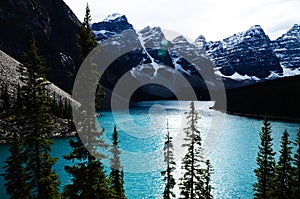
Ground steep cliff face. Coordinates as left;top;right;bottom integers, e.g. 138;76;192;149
272;24;300;69
92;13;134;42
92;15;212;99
205;25;282;78
0;0;81;91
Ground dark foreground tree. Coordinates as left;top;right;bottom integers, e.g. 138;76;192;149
109;126;126;199
292;127;300;198
19;38;60;198
63;3;113;198
63;130;112;198
253;116;276;199
270;130;294;198
77;3;97;68
2;132;31;199
179;101;213;199
0;83;10;114
202;160;213;199
161;121;176;199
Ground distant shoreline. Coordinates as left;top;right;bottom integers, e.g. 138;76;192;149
212;107;300;123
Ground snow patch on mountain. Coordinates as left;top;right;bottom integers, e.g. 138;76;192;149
172;57;190;75
137;31;163;78
282;67;300;77
215;70;260;81
103;13;124;22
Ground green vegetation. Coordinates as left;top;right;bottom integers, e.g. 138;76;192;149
76;3;97;70
161;121;176;199
1;38;61;198
2;132;31;199
253;116;276;198
254;116;300;199
62;4;125;199
110;126;126;199
179;101;213;199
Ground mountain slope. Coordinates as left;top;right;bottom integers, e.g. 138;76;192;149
272;24;300;69
0;0;81;91
205;25;282;78
0;49;72;100
91;14;300;91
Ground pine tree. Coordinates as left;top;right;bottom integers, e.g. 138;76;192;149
63;129;112;198
253;116;276;199
51;91;56;114
270;130;294;199
63;98;111;198
18;38;60;198
292;127;300;198
63;4;113;198
179;101;211;199
64;98;68;118
109;126;126;199
202;160;213;199
67;100;74;131
0;83;10;114
2;132;31;199
161;121;176;199
77;3;97;67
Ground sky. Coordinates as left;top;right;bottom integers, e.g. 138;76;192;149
63;0;300;41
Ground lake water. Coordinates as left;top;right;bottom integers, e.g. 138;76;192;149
0;101;299;199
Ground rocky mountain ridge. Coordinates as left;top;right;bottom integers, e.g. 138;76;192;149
92;14;300;95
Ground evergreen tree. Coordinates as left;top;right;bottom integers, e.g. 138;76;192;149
292;127;300;198
2;132;31;199
63;95;111;198
63;4;112;198
64;98;68;118
161;121;176;199
179;101;211;199
109;126;126;199
51;91;57;114
202;160;213;199
63;129;112;198
77;3;97;67
18;38;60;198
58;96;63;118
0;83;10;114
67;100;74;131
14;84;23;121
253;116;276;199
270;130;294;198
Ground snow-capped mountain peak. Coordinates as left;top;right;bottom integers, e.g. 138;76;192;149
92;13;133;42
284;24;300;39
103;13;125;22
91;14;300;91
272;24;300;69
194;35;207;48
138;26;166;48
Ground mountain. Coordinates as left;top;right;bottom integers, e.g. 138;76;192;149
91;14;300;99
91;15;222;100
0;0;81;92
205;25;282;79
92;13;134;42
0;49;72;100
272;24;300;70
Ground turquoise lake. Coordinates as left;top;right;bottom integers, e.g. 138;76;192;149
0;101;299;199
